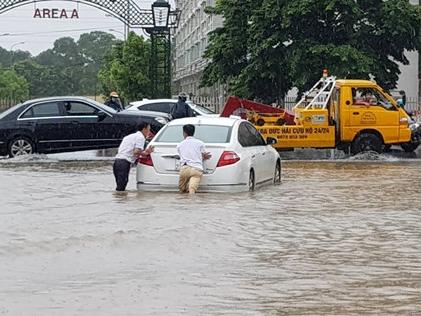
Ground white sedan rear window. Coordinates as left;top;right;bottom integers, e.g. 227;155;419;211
156;125;232;143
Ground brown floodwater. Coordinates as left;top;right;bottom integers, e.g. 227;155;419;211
1;151;421;315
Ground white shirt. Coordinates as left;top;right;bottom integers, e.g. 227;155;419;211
115;131;145;164
177;136;206;171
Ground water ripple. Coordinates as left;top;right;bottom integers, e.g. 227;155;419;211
0;160;421;315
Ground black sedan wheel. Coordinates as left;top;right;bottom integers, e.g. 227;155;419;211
8;137;34;157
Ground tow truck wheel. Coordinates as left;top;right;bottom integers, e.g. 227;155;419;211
276;118;286;126
273;161;281;184
401;142;419;153
256;119;265;126
351;133;382;155
383;144;392;152
248;170;255;191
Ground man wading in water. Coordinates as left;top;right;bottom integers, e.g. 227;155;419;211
113;121;154;191
177;124;211;194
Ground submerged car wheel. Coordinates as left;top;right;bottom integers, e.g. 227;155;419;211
8;137;34;157
248;170;255;191
351;133;382;155
383;144;392;152
401;142;419;153
273;160;281;184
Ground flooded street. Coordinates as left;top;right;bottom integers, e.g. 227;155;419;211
1;153;421;315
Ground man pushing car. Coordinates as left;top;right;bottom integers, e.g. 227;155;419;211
113;121;154;191
177;124;211;194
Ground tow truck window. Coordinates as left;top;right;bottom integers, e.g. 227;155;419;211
352;88;394;110
156;125;232;143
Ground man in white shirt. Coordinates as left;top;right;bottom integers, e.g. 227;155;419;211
177;124;211;194
113;121;154;191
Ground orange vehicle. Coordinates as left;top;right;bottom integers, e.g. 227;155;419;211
221;74;421;154
220;96;295;126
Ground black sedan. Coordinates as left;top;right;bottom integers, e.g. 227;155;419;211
0;96;170;157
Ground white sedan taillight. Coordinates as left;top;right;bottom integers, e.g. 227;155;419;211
138;155;153;166
216;151;240;167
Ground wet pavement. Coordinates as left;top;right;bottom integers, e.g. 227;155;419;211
1;150;421;315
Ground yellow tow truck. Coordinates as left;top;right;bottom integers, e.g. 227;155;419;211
256;74;421;154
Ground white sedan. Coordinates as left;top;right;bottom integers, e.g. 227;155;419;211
137;117;281;192
126;99;219;118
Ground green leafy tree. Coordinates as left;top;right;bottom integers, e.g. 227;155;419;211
77;32;118;95
283;0;421;93
98;32;152;102
241;0;292;102
1;32;118;98
0;47;31;68
0;68;29;103
35;37;85;95
201;0;256;98
13;60;68;97
30;32;117;96
202;0;421;100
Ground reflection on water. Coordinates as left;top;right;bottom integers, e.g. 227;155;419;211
1;155;421;315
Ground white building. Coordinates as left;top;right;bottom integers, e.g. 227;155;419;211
397;0;420;105
172;0;224;110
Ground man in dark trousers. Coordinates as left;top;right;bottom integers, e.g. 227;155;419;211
170;92;194;119
113;121;154;191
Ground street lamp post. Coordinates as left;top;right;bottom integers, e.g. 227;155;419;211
148;0;171;99
108;28;125;39
9;41;25;66
105;14;128;41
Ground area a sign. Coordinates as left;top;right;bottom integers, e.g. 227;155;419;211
33;8;79;19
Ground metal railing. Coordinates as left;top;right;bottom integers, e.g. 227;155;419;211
191;95;224;113
0;98;20;110
191;95;421;115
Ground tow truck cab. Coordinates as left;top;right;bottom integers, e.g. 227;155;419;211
335;80;411;146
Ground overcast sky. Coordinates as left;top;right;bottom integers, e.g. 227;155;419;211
0;0;175;55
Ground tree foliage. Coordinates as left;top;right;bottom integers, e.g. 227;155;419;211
0;31;119;100
98;32;152;102
13;60;68;96
34;33;118;96
0;47;31;68
202;0;421;102
0;68;29;102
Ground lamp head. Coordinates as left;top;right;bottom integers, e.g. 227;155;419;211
152;0;170;29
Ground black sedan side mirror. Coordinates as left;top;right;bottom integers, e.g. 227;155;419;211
266;137;277;145
97;111;107;121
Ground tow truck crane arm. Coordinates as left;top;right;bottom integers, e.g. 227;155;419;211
220;96;296;126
